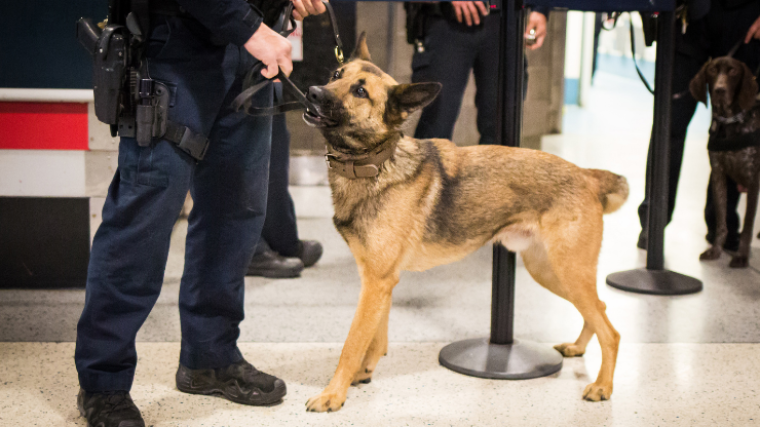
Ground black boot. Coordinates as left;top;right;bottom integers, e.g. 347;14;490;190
247;240;304;278
176;359;286;406
77;389;145;427
296;240;323;267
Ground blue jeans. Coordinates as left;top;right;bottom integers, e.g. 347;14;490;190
75;15;272;392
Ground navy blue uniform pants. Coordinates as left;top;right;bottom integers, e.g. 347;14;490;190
75;15;272;392
258;106;300;257
412;13;504;145
638;1;760;239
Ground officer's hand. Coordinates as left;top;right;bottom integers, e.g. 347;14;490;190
245;24;293;78
745;15;760;44
292;0;327;21
452;1;488;27
525;11;547;50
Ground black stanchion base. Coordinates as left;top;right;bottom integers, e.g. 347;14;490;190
439;338;563;380
606;268;702;295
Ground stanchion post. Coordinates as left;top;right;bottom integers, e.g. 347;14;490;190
438;0;563;379
605;10;703;295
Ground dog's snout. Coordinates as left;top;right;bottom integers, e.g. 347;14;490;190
307;86;324;103
714;86;727;96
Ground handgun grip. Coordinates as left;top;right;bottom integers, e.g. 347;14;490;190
76;17;102;56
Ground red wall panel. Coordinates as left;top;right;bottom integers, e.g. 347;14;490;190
0;102;88;150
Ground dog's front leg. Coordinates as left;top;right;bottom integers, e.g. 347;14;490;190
701;163;729;261
306;273;397;412
352;302;391;385
731;180;759;268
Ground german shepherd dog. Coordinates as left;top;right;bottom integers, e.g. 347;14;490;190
302;34;629;412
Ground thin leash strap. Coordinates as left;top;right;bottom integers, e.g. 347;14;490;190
628;12;655;95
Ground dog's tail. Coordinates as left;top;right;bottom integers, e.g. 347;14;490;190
584;168;629;214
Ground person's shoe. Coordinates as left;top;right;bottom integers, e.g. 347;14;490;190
77;389;145;427
706;232;740;253
176;359;287;406
296;240;323;267
637;230;647;250
247;241;304;278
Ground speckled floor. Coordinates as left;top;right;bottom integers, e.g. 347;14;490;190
2;66;760;426
2;342;759;427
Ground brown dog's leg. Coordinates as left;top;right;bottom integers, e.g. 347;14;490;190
352;303;390;385
701;160;729;261
544;216;619;401
554;320;594;357
731;181;759;268
306;271;398;412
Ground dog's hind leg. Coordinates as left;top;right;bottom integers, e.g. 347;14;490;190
731;180;759;268
306;269;399;413
544;213;619;401
522;243;596;358
352;302;390;385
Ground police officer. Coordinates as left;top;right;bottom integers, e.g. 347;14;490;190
75;0;325;425
637;0;760;251
409;1;548;146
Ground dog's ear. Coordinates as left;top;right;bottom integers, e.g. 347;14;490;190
351;31;372;62
388;83;442;116
689;61;710;105
737;61;759;112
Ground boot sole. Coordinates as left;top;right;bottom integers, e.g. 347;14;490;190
177;378;287;406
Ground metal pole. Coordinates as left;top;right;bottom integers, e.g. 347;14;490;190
606;10;702;295
439;0;563;379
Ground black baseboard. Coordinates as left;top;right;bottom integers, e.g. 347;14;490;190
0;197;90;289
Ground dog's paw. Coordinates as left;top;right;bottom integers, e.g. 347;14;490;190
729;256;749;268
351;368;373;386
582;382;612;402
699;247;722;261
306;390;346;413
554;343;585;357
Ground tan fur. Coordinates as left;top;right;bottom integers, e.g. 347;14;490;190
305;34;628;412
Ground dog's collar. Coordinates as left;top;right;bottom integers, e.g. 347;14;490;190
326;133;401;179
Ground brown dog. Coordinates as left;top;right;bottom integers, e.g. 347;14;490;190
302;34;628;412
690;56;760;268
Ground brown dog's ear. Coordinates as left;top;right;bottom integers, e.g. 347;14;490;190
737;61;759;111
351;31;371;62
689;62;710;105
388;83;442;115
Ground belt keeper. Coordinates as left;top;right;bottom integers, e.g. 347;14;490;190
345;160;356;179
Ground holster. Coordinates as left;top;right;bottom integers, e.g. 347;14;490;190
77;19;130;125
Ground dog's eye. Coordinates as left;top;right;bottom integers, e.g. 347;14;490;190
355;86;368;98
708;66;718;75
729;67;739;75
332;70;341;80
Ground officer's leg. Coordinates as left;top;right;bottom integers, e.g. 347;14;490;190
638;50;701;242
178;73;272;369
412;18;478;140
472;13;501;146
75;138;193;392
260;111;299;256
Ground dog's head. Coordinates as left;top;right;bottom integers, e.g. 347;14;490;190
304;32;442;150
690;57;758;113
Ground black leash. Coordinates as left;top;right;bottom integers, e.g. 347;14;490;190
232;1;344;117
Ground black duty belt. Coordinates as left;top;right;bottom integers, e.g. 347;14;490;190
231;1;343;117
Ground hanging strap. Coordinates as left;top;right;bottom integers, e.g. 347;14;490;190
629;13;655;95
